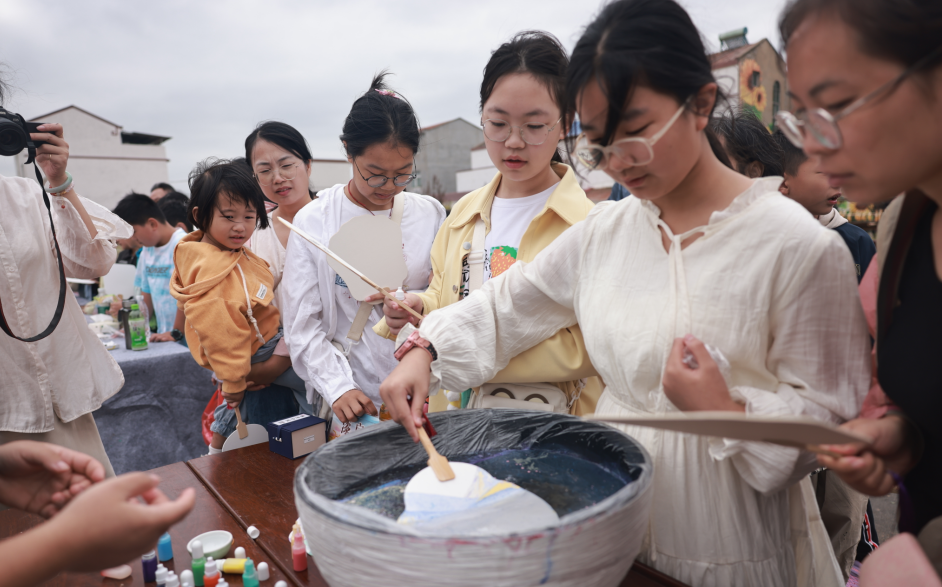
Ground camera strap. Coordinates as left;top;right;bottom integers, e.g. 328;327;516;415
0;163;68;342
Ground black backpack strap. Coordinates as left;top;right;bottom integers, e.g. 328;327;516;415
0;163;68;342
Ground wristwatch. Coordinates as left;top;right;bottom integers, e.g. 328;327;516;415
394;330;437;362
170;329;184;342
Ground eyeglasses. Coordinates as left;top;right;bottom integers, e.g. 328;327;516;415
574;101;688;171
255;161;299;186
353;158;416;188
481;117;562;146
777;44;942;151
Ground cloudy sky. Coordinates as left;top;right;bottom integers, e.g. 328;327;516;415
0;0;788;189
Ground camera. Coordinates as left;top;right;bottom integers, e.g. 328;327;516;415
0;108;45;164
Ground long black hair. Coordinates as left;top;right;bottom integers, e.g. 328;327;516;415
711;110;784;177
245;121;315;198
480;31;569;163
567;0;731;165
340;72;420;158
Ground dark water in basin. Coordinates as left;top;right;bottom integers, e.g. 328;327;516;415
340;448;629;520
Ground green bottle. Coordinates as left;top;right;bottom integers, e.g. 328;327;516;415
128;304;149;351
190;539;205;586
242;558;259;587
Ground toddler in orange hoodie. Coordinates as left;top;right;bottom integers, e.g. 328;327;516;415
171;158;310;453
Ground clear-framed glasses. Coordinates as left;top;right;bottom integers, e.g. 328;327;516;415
353;158;416;188
481;117;562;146
574;101;688;171
777;44;942;151
255;161;299;186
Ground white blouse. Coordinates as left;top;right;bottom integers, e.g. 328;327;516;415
281;184;445;409
0;174;132;433
247;211;287;310
418;178;869;587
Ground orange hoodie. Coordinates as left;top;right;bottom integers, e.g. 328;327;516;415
170;231;280;393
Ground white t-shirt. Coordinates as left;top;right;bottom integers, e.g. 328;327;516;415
460;183;557;297
135;228;186;333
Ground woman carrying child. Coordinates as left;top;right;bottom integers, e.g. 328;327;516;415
243;122;319;407
171;159;308;453
375;31;600;415
280;74;446;425
381;1;870;585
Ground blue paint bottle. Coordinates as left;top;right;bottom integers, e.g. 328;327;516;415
158;532;174;562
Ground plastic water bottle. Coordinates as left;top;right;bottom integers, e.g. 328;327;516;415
129;304;149;351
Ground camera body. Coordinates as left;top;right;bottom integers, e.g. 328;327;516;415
0;108;45;164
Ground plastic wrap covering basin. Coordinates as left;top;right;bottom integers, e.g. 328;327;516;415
294;409;653;587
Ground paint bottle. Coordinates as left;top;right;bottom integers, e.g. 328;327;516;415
292;524;307;572
155;564;168;587
203;557;220;587
142;550;158;582
180;569;194;587
216;580;229;587
242;558;259;587
166;571;180;587
395;287;405;301
275;582;288;587
190;540;205;586
214;559;246;574
256;562;269;581
157;532;174;561
234;546;246;559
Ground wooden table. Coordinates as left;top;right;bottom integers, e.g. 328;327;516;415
0;443;687;587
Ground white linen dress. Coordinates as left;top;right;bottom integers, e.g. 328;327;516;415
417;178;870;587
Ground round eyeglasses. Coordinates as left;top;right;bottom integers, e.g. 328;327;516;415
482;118;562;146
777;44;942;151
255;161;299;187
353;158;416;188
574;102;687;171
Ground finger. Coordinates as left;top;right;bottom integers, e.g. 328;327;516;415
352;401;366;418
139;486;170;506
818;442;865;457
138;487;196;528
666;337;686;369
36;123;63;138
683;334;715;366
363;398;378;417
56;446;105;483
105;472;161;501
338;404;353;424
385;385;418;441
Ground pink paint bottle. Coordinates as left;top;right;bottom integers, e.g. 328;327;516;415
291;524;307;572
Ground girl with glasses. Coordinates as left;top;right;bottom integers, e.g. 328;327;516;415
280;73;445;426
375;31;602;416
380;1;870;584
780;0;942;546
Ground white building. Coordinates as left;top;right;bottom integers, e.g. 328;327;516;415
309;159;352;193
15;106;170;210
455;138;614;204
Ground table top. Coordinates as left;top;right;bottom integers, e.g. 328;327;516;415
0;444;687;587
0;461;288;587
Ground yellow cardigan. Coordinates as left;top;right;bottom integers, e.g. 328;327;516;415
374;162;601;414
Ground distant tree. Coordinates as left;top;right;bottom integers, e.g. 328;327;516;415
427;175;445;203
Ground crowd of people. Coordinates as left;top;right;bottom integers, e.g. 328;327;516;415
1;0;940;585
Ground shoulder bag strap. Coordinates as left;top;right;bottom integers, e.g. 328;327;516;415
0;163;67;342
467;216;487;294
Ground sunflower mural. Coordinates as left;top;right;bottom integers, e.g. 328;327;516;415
739;58;767;120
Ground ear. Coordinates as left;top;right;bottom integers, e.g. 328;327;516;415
343;142;353;164
779;177;790;195
191;206;199;226
305;159;313;179
692;83;718;132
744;161;764;179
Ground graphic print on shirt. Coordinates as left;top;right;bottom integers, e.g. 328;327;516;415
458;245;518;299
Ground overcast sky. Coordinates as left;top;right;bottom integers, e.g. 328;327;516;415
0;0;787;189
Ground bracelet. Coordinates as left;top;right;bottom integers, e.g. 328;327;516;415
46;172;73;194
394;330;437;362
55;182;75;196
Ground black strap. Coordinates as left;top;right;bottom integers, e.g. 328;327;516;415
0;163;68;342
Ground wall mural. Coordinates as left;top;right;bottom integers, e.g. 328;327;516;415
739;58;767;120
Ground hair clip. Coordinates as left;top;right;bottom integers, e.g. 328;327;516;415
375;89;398;98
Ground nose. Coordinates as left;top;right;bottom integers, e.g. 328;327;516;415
604;152;631;177
505;127;526;150
801;129;833;158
